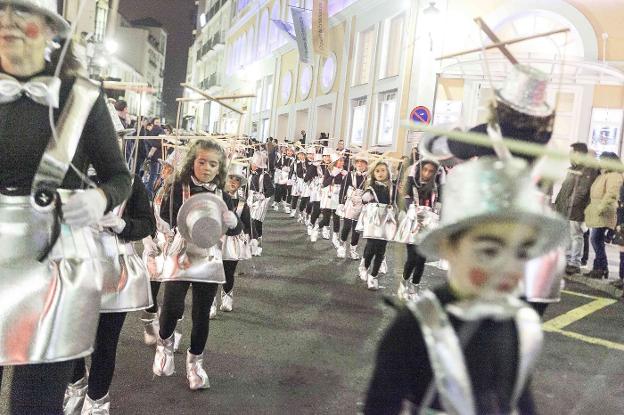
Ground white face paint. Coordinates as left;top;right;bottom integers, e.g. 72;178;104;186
441;221;537;300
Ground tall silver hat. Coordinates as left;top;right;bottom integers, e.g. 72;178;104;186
227;162;248;186
251;151;268;169
418;157;567;259
1;0;70;37
177;193;229;249
496;64;553;117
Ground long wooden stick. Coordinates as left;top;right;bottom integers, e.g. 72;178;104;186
474;17;518;65
436;28;570;61
181;83;244;115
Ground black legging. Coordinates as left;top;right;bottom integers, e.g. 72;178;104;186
309;201;321;226
252;219;263;238
340;218;360;246
363;239;388;277
146;281;161;313
404;245;427;284
319;208;340;232
72;312;127;401
275;184;288;204
223;260;238;294
298;196;309;212
286;185;292;204
290;195;300;210
0;361;75;414
159;281;218;355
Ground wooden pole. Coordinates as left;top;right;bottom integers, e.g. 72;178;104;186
181;83;244;115
474;17;519;65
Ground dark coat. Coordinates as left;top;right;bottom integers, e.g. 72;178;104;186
118;176;156;242
554;166;599;222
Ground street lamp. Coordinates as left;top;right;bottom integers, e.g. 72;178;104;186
105;39;119;54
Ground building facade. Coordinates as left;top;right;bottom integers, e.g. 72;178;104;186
186;0;624;155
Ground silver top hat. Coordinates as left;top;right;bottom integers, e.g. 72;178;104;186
227;162;247;186
177;193;228;249
251;151;268;169
1;0;70;37
418;157;566;259
352;151;369;163
322;147;335;156
495;64;553;117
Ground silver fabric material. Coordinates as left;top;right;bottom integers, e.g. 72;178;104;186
153;333;175;376
291;177;306;197
159;232;225;284
276;166;290;185
93;231;153;313
0;193;103;365
31;77;100;196
248;191;271;222
222;233;252;261
0;74;61;108
496;64;553;117
177;192;227;250
320;184;341;210
309;176;323;202
522;247;566;302
418;158;567;259
0;0;71;37
63;376;87;415
356;203;398;241
186;350;210;390
342;188;364;220
394;205;440;245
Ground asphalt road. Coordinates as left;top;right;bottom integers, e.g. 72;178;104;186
2;210;624;414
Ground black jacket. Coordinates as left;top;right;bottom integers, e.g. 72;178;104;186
364;182;392;204
292;160;307;179
339;171;366;204
322;168;345;188
554;166;599;222
118;177;156;242
249;170;275;197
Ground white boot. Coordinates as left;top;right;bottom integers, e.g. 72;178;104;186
349;244;360;260
284;203;291;214
337;242;346;258
173;330;182;353
63;377;87;415
307;224;313;235
289;209;296;218
322;226;330;240
186;350;210;390
367;274;379;291
272;201;279;211
81;393;110;415
379;258;388;275
310;225;319;242
358;259;368;281
332;233;341;249
153;333;175;376
209;303;217;319
220;290;233;312
141;311;159;346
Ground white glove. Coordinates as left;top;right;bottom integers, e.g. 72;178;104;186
142;236;159;256
362;192;374;203
98;212;126;234
63;189;108;227
340;170;348;176
223;211;238;229
331;167;341;176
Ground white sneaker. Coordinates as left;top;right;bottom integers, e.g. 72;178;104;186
379;258;388;275
349;244;360;260
173;331;182;353
310;226;319;242
332;233;341;249
337;244;346;258
209;303;217;319
284;204;291;214
322;227;330;240
81;393;110;414
63;377;87;415
141;311;158;346
273;203;279;211
289;209;296;218
220;290;233;312
186;350;210;390
358;259;368;281
367;274;379;291
307;224;313;236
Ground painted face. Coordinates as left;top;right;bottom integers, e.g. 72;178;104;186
420;163;437;182
335;158;344;169
322;155;331;164
373;164;389;182
0;6;50;63
441;221;537;299
226;175;241;193
297;153;305;161
193;149;221;183
306;153;314;161
355;160;367;173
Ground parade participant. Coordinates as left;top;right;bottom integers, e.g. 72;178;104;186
288;148;307;218
364;157;567;414
216;163;253;315
153;139;242;390
359;160;393;290
248;151;274;256
300;148;317;224
319;153;347;248
307;150;331;242
336;152;368;259
397;158;440;299
274;145;295;213
0;1;132;413
271;144;284;211
65;177;156;414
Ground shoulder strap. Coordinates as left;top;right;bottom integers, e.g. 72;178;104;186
368;187;379;203
406;291;476;415
31;77;100;195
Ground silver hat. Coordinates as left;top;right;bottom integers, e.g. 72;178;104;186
495;64;553;117
177;193;228;249
227;162;248;186
418;157;566;259
251;151;268;169
1;0;70;37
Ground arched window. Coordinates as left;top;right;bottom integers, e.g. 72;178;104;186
269;1;280;50
246;27;254;63
258;10;269;57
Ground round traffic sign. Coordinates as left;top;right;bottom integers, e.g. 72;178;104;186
410;106;432;125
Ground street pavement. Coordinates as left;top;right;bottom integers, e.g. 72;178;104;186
2;210;624;414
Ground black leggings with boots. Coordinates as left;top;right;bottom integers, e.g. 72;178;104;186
341;218;360;246
309;201;321;226
298;196;309;212
319;209;340;233
223;260;238;294
403;245;427;284
363;239;388;277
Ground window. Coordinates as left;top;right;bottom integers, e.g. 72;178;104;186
321;53;337;93
94;1;108;42
379;14;404;79
258;10;269;57
350;97;367;146
280;71;293;104
352;27;375;86
264;75;273;111
376;90;397;146
269;2;281;50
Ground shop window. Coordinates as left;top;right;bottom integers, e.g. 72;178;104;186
376;90;397;146
352;27;375;86
379;14;404;79
350;97;368;146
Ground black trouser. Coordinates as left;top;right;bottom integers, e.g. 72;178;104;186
309;201;321;226
341;218;360;246
363;239;388;277
159;281;218;355
252;219;263;238
286;185;292;204
72;312;127;401
404;244;427;284
223;260;238;293
275;184;288;204
319;208;340;233
582;229;590;264
146;281;161;313
298;196;309;212
290;195;300;210
0;361;75;414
